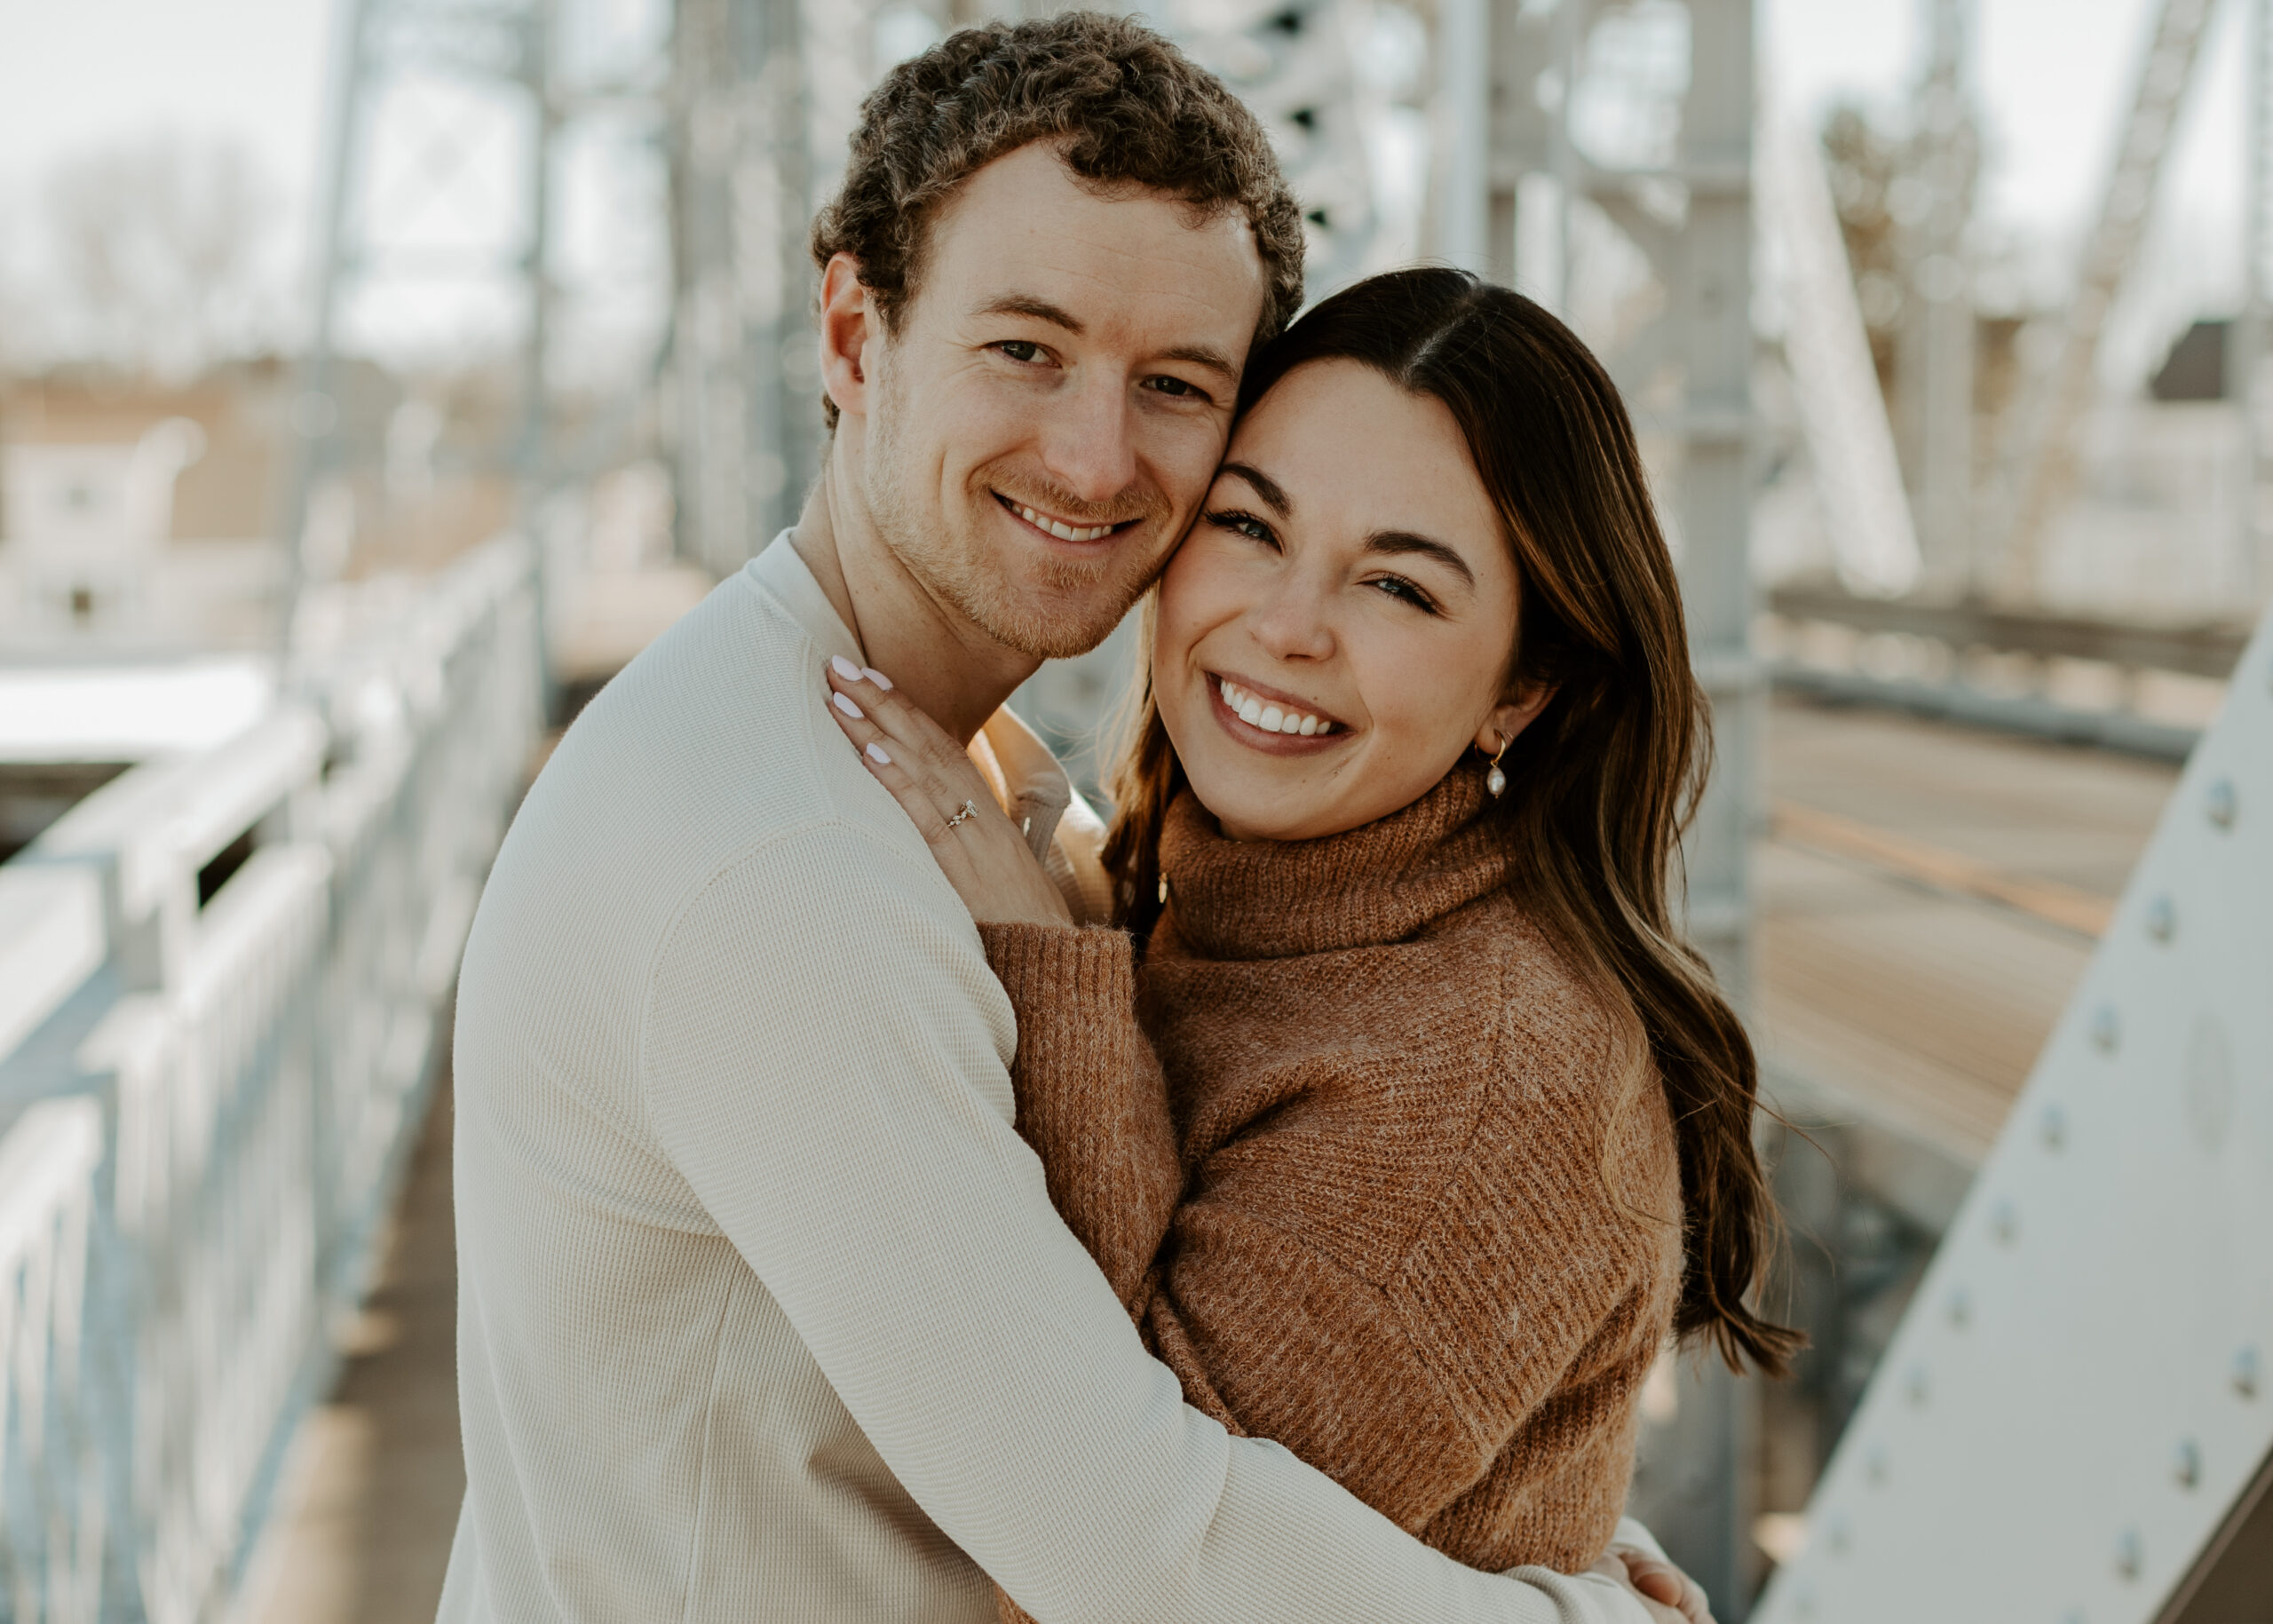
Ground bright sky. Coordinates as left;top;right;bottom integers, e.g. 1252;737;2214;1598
0;0;334;218
1769;0;2243;235
0;0;2253;377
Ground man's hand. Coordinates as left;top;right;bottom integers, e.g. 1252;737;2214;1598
1607;1544;1713;1624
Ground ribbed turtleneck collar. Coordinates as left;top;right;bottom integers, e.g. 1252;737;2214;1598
1158;764;1513;961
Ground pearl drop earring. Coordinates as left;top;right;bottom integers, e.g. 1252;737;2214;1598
1484;731;1510;798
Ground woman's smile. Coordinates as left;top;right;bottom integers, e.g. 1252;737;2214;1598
1206;671;1350;754
1153;359;1529;843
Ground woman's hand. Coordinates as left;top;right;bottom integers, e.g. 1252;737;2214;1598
1605;1546;1713;1624
822;657;1073;929
1585;1554;1698;1624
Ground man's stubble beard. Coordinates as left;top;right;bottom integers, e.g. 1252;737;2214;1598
862;353;1169;662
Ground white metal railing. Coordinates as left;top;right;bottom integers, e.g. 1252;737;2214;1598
84;844;330;1623
0;1097;105;1624
0;532;543;1624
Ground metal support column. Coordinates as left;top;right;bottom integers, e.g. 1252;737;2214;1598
1644;1;1760;1610
1476;1;1555;295
1906;0;1978;598
1464;0;1760;1610
274;0;374;645
1984;0;2215;603
279;0;567;592
667;0;818;577
1437;0;1493;276
517;0;561;487
2237;0;2273;607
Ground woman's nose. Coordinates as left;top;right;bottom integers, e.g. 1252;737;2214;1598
1248;579;1336;662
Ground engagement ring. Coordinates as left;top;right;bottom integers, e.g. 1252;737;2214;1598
945;799;978;830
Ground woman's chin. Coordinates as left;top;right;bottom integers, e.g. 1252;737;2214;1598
1189;780;1337;844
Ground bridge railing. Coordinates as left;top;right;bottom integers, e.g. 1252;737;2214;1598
1764;583;2245;761
0;533;543;1623
0;1097;105;1624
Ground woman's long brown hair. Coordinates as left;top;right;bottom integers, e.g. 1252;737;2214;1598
1103;266;1802;1375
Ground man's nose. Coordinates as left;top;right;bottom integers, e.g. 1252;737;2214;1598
1037;374;1138;505
1249;574;1336;663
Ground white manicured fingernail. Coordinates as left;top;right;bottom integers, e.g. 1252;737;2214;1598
831;692;862;719
862;667;893;690
865;742;891;765
830;654;862;681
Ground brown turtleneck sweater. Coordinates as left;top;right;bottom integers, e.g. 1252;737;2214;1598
978;770;1682;1619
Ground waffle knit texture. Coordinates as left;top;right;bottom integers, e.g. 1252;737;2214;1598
981;772;1683;1624
436;534;1668;1624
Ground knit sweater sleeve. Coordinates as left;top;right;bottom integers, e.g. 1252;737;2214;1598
977;923;1193;1624
977;923;1183;1314
1134;995;1672;1565
979;923;1674;1573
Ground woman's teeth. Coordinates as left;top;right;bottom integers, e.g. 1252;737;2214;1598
1218;677;1335;737
1013;503;1116;543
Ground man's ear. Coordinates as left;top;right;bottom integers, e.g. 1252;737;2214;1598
819;253;877;422
1475;678;1556;755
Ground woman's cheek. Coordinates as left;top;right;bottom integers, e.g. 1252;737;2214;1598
1158;544;1246;666
1153;542;1209;649
1348;630;1464;788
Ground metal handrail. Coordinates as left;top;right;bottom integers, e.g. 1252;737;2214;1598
0;532;543;1623
0;1096;105;1624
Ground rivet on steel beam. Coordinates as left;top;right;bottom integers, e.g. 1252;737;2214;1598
1905;1363;1930;1406
2174;1438;2201;1488
2237;1345;2262;1398
2041;1104;2069;1150
1946;1287;1972;1328
1865;1444;1889;1485
1826;1514;1850;1557
2206;778;2237;829
2115;1527;2143;1581
2146;895;2176;942
1990;1200;2020;1244
2089;1003;2119;1054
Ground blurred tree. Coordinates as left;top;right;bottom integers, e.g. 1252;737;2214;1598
30;132;287;382
1820;102;1910;397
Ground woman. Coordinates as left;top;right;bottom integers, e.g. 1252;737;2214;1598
823;267;1797;1612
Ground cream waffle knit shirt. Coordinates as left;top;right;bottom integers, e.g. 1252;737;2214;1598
436;534;1667;1624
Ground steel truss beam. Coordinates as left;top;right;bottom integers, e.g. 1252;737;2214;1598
1461;0;1759;1606
1984;0;2217;602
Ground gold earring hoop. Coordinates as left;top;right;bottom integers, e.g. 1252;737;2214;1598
1484;732;1509;798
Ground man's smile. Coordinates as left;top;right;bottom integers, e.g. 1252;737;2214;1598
991;490;1138;544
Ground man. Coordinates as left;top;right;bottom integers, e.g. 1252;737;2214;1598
440;16;1704;1622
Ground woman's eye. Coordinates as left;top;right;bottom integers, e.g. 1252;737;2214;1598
1205;509;1276;546
994;340;1045;364
1369;575;1439;614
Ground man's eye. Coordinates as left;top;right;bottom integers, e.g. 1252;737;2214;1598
1145;376;1208;400
994;340;1044;363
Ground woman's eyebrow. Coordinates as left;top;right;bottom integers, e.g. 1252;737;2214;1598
1366;529;1476;587
1216;461;1291;516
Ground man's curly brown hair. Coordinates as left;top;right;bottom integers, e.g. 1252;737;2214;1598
808;12;1306;428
